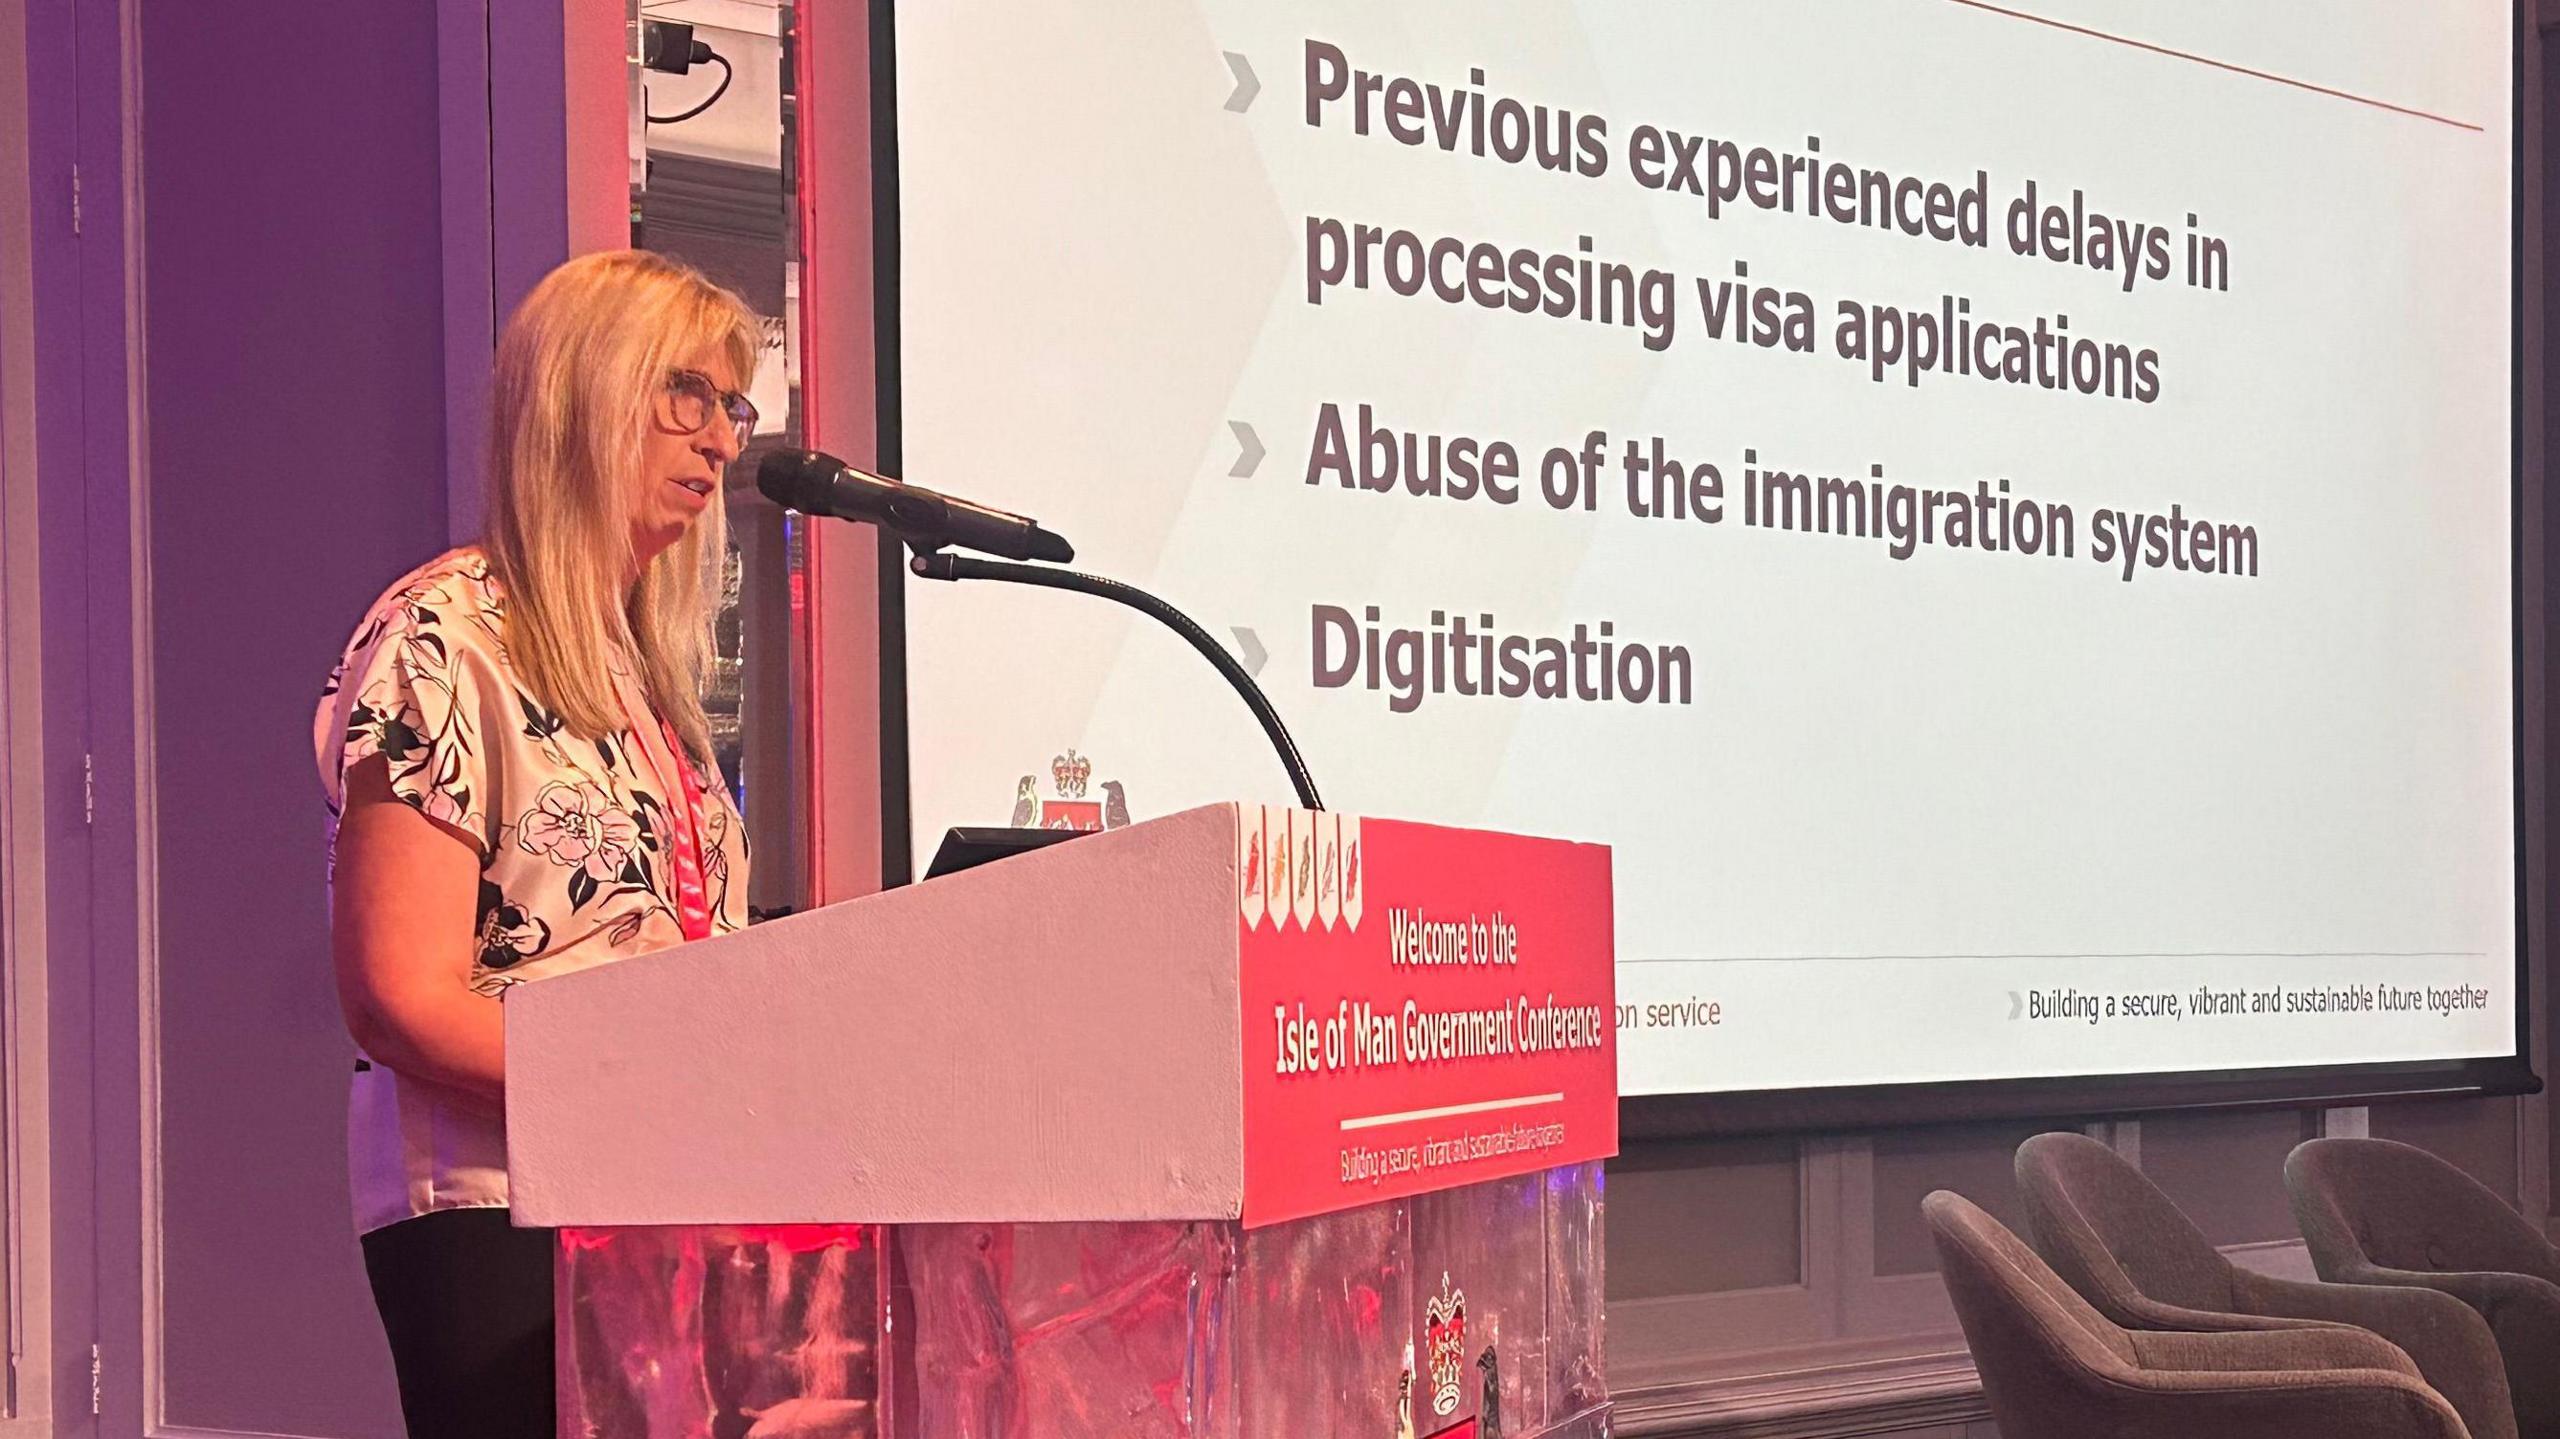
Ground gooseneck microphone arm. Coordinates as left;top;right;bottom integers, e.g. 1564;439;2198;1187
907;549;1325;812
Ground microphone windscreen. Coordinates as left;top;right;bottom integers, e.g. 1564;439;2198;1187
756;449;833;514
1027;526;1075;565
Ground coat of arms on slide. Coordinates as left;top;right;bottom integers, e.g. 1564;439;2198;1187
1007;749;1130;832
1425;1272;1469;1417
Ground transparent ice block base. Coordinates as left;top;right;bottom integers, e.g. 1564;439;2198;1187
558;1162;1607;1439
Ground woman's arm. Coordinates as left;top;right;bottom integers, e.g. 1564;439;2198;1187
331;754;506;1107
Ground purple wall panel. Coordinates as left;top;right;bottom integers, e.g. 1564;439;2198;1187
137;1;447;1430
25;0;104;1425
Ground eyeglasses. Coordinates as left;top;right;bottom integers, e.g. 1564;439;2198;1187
663;369;759;445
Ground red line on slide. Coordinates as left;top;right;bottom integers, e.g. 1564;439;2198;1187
1942;0;2485;133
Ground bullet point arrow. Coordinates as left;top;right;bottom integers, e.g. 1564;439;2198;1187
2009;991;2024;1021
1223;52;1259;113
1231;626;1268;677
1228;420;1264;478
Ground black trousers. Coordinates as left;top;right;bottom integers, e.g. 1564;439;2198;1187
361;1207;556;1439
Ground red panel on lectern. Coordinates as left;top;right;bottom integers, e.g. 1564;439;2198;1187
1238;812;1617;1227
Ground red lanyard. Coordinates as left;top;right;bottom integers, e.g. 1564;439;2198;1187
654;719;715;942
618;673;715;942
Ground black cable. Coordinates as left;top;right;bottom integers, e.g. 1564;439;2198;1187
909;550;1325;811
647;51;732;125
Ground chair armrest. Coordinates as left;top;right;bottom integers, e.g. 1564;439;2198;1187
2129;1324;2417;1379
2348;1264;2560;1352
2106;1285;2347;1337
2353;1265;2560;1320
2059;1362;2468;1439
2238;1268;2483;1330
2348;1267;2560;1434
2231;1269;2517;1439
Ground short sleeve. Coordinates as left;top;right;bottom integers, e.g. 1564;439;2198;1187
316;588;500;858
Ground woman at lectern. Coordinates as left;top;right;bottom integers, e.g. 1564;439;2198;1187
313;249;760;1438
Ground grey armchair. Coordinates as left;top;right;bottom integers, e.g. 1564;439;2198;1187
2288;1137;2560;1439
1925;1189;2469;1438
2016;1132;2515;1439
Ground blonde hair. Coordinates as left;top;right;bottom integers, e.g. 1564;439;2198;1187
482;249;759;762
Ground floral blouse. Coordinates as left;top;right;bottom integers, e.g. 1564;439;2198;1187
315;547;751;1232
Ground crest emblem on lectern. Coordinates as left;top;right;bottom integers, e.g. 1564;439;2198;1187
1425;1273;1468;1416
1317;819;1341;930
1339;817;1361;932
1267;807;1291;909
1249;808;1364;932
1237;808;1266;929
1288;808;1319;929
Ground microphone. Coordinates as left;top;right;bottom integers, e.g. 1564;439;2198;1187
756;448;1074;564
